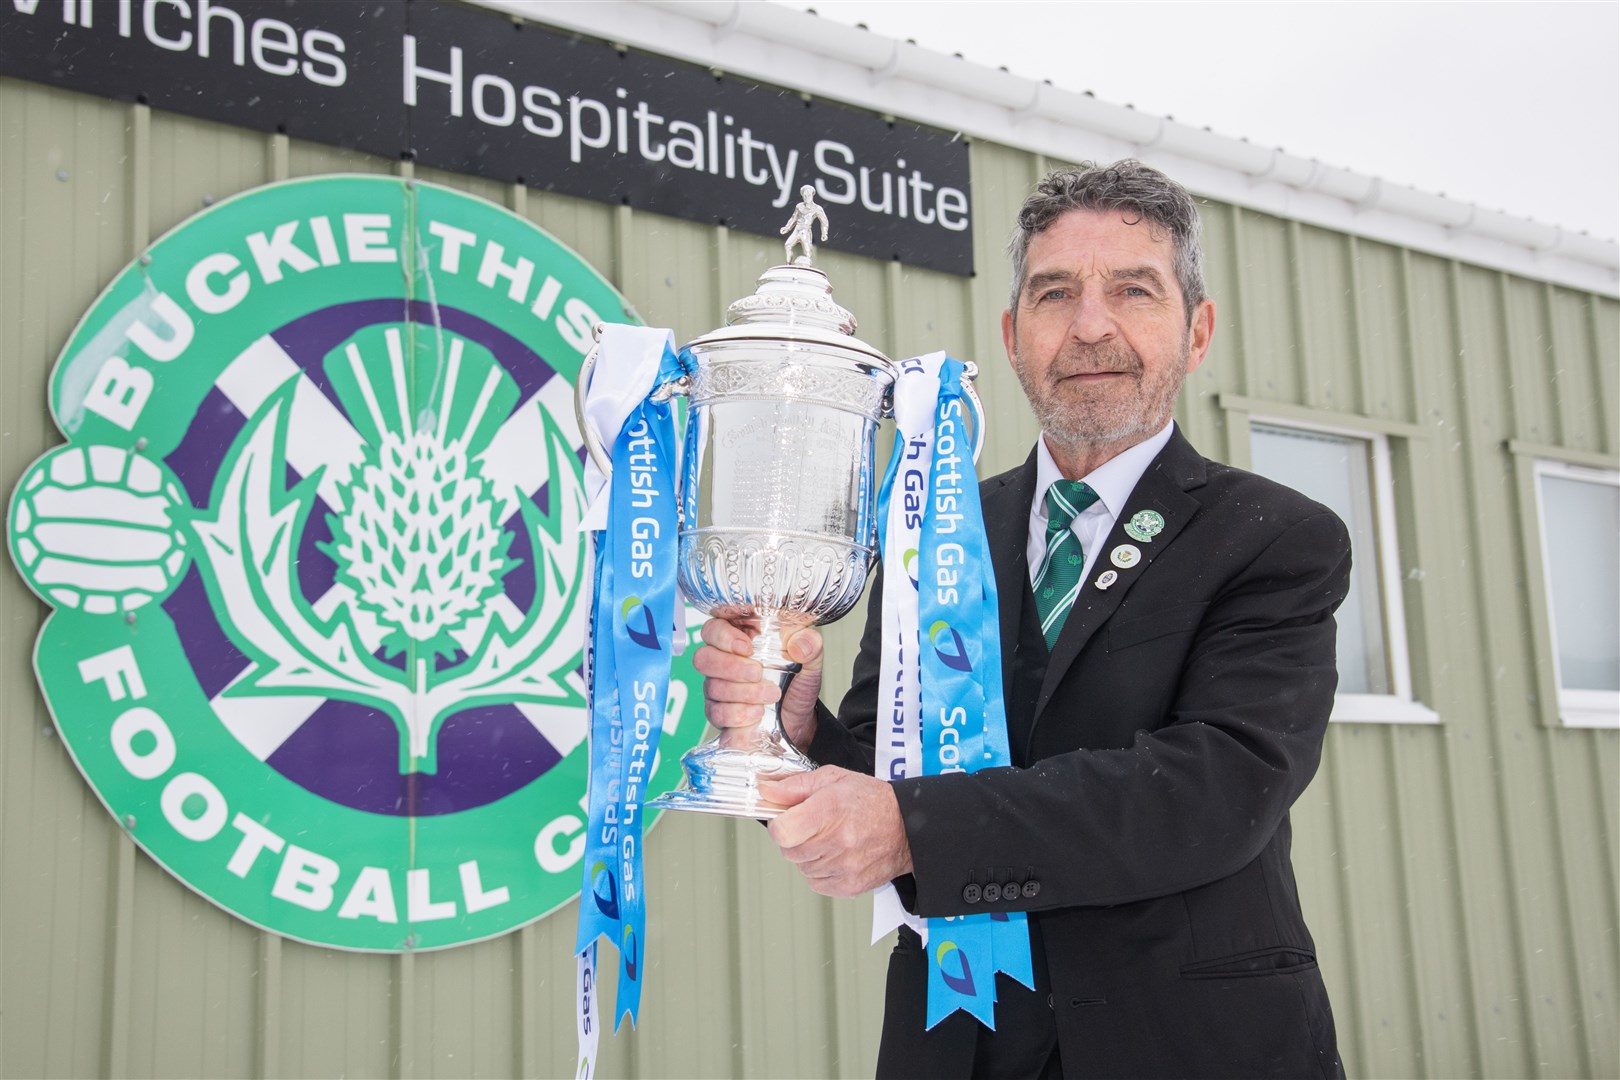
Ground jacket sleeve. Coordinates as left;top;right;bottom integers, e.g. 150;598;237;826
890;508;1351;917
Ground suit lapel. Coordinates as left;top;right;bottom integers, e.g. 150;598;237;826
983;448;1038;662
1033;429;1208;724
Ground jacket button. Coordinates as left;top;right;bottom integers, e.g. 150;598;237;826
1002;883;1020;902
1022;880;1041;899
983;882;1002;902
962;883;981;903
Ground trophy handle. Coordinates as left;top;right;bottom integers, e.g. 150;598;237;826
877;361;988;465
960;360;987;465
574;322;690;477
575;326;611;475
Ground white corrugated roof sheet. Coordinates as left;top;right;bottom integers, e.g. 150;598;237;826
480;0;1620;296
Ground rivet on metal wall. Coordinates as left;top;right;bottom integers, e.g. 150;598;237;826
202;194;214;206
125;611;137;625
55;169;69;182
140;254;153;266
124;814;137;828
135;437;148;451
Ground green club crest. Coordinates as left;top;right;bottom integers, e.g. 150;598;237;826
1124;509;1165;542
6;176;703;951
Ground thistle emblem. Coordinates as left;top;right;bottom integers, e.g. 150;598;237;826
325;327;514;661
190;322;587;775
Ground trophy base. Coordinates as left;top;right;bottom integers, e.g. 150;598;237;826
650;741;816;820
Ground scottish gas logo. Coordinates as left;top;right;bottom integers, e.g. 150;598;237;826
935;941;977;996
621;596;661;650
5;176;704;951
928;619;973;672
902;547;921;590
589;861;620;919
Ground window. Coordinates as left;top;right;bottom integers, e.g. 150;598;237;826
1532;460;1619;727
1247;419;1438;724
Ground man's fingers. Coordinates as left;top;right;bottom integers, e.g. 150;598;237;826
695;615;796;735
699;617;756;656
699;667;777;705
766;801;820;852
696;638;781;730
761;769;912;897
760;765;845;806
781;626;825;670
692;642;761;681
693;643;779;713
701;672;775;729
702;702;762;731
763;767;849;847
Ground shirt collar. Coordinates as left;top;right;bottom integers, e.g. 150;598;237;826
1033;418;1175;522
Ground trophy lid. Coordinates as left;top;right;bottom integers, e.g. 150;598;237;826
725;264;857;336
682;191;892;371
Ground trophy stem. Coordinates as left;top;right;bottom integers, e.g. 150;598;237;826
649;619;817;819
748;622;814;761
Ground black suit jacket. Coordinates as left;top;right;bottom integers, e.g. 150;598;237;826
809;427;1350;1079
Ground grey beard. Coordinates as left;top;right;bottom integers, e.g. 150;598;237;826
1013;351;1178;449
1034;393;1172;450
1012;333;1189;451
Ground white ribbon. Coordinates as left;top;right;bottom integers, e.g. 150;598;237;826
575;946;598;1079
578;323;689;651
579;324;678;532
871;351;948;946
575;327;669;1078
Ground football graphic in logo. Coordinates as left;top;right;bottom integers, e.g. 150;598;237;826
10;446;191;614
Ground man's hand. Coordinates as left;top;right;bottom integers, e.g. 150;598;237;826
761;767;914;898
692;618;823;749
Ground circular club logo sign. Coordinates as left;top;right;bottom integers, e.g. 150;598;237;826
6;176;705;951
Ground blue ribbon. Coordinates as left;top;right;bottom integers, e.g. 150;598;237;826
917;359;1032;1029
576;345;685;1031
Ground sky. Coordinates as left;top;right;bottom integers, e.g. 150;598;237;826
780;1;1619;243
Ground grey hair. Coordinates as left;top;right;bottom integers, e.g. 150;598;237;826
1007;160;1207;324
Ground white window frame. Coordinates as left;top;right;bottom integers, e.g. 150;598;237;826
1246;413;1439;725
1529;458;1620;729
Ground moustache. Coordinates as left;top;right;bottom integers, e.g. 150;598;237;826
1045;341;1145;383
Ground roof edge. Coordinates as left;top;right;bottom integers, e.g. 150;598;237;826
474;0;1620;297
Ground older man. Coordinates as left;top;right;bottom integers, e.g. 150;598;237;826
697;160;1348;1079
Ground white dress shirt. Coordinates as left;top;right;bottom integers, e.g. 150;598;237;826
1026;419;1175;582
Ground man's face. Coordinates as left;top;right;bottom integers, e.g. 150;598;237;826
1001;209;1215;450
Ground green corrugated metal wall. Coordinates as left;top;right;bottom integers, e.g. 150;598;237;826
2;72;1616;1080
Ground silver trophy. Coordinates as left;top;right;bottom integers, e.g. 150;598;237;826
579;192;982;818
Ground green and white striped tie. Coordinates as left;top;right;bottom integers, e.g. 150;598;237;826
1033;480;1100;649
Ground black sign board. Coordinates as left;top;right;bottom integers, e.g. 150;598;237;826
0;0;974;275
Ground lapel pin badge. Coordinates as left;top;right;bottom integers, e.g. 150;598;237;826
1110;544;1141;569
1124;510;1165;543
1095;569;1119;590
